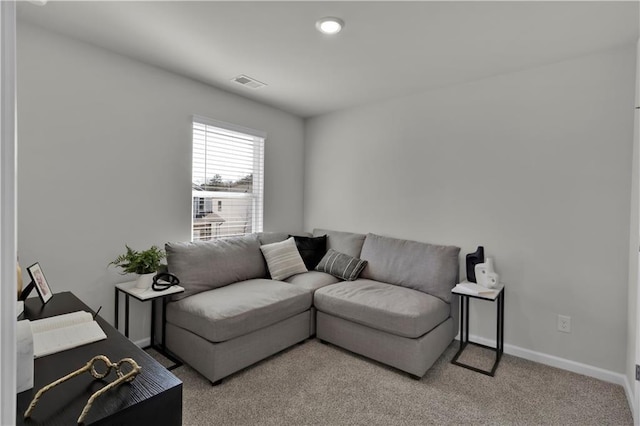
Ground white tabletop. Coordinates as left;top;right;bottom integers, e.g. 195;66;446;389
452;281;504;301
115;280;184;301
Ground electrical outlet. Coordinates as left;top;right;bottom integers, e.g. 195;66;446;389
557;315;571;333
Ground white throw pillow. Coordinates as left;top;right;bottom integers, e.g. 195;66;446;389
260;237;308;281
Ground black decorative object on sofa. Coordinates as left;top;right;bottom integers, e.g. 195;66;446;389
291;235;327;270
465;246;484;283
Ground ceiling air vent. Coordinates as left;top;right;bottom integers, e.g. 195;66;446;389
232;74;267;89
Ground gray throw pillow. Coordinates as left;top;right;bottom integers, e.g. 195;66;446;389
260;237;308;281
315;249;367;281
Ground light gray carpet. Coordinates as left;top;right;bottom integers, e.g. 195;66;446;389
153;339;632;425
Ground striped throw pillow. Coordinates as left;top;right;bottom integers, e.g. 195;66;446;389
315;249;367;281
260;237;308;281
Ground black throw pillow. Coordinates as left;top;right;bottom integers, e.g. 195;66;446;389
290;235;327;270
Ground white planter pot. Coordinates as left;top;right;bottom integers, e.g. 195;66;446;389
135;272;155;290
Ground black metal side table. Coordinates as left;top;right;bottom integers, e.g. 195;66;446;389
115;281;184;370
451;282;505;376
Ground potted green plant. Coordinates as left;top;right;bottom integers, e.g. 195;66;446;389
110;245;166;290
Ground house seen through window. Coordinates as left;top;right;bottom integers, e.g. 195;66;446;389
192;116;265;241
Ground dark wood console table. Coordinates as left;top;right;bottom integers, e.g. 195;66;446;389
16;292;182;425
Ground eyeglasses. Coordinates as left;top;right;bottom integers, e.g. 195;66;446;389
24;354;141;424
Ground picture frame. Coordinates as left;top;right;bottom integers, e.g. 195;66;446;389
26;262;53;304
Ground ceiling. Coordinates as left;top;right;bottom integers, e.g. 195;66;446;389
17;1;639;118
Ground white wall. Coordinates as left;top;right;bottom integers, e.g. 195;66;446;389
15;14;637;381
16;23;305;342
305;45;636;373
0;2;17;424
629;37;640;420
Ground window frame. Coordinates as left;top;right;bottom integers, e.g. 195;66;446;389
191;115;266;241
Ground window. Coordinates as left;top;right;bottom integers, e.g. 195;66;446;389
192;116;265;241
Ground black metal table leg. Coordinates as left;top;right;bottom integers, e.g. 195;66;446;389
464;296;470;342
459;294;465;345
451;294;468;365
114;288;119;331
125;294;130;338
499;291;505;354
149;296;182;370
162;296;167;352
495;293;500;364
150;299;156;348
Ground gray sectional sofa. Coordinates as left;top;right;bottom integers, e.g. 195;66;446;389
164;229;460;384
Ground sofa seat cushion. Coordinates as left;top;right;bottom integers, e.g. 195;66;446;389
285;270;341;292
166;279;312;343
314;279;450;339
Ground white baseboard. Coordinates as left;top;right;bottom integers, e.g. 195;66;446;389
463;334;634;416
623;375;637;424
133;337;150;348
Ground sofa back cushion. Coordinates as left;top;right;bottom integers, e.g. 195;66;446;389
166;234;266;300
312;228;366;258
360;233;460;303
257;231;312;246
257;232;289;246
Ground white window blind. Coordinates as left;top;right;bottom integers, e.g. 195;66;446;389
192;116;265;241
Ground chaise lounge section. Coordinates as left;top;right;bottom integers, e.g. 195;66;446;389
314;232;460;378
164;233;318;384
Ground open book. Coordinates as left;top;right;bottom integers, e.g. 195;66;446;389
30;311;107;358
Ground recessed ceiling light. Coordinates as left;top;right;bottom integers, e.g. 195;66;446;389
316;17;344;35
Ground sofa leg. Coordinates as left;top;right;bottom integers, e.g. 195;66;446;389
210;379;223;386
318;339;328;345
